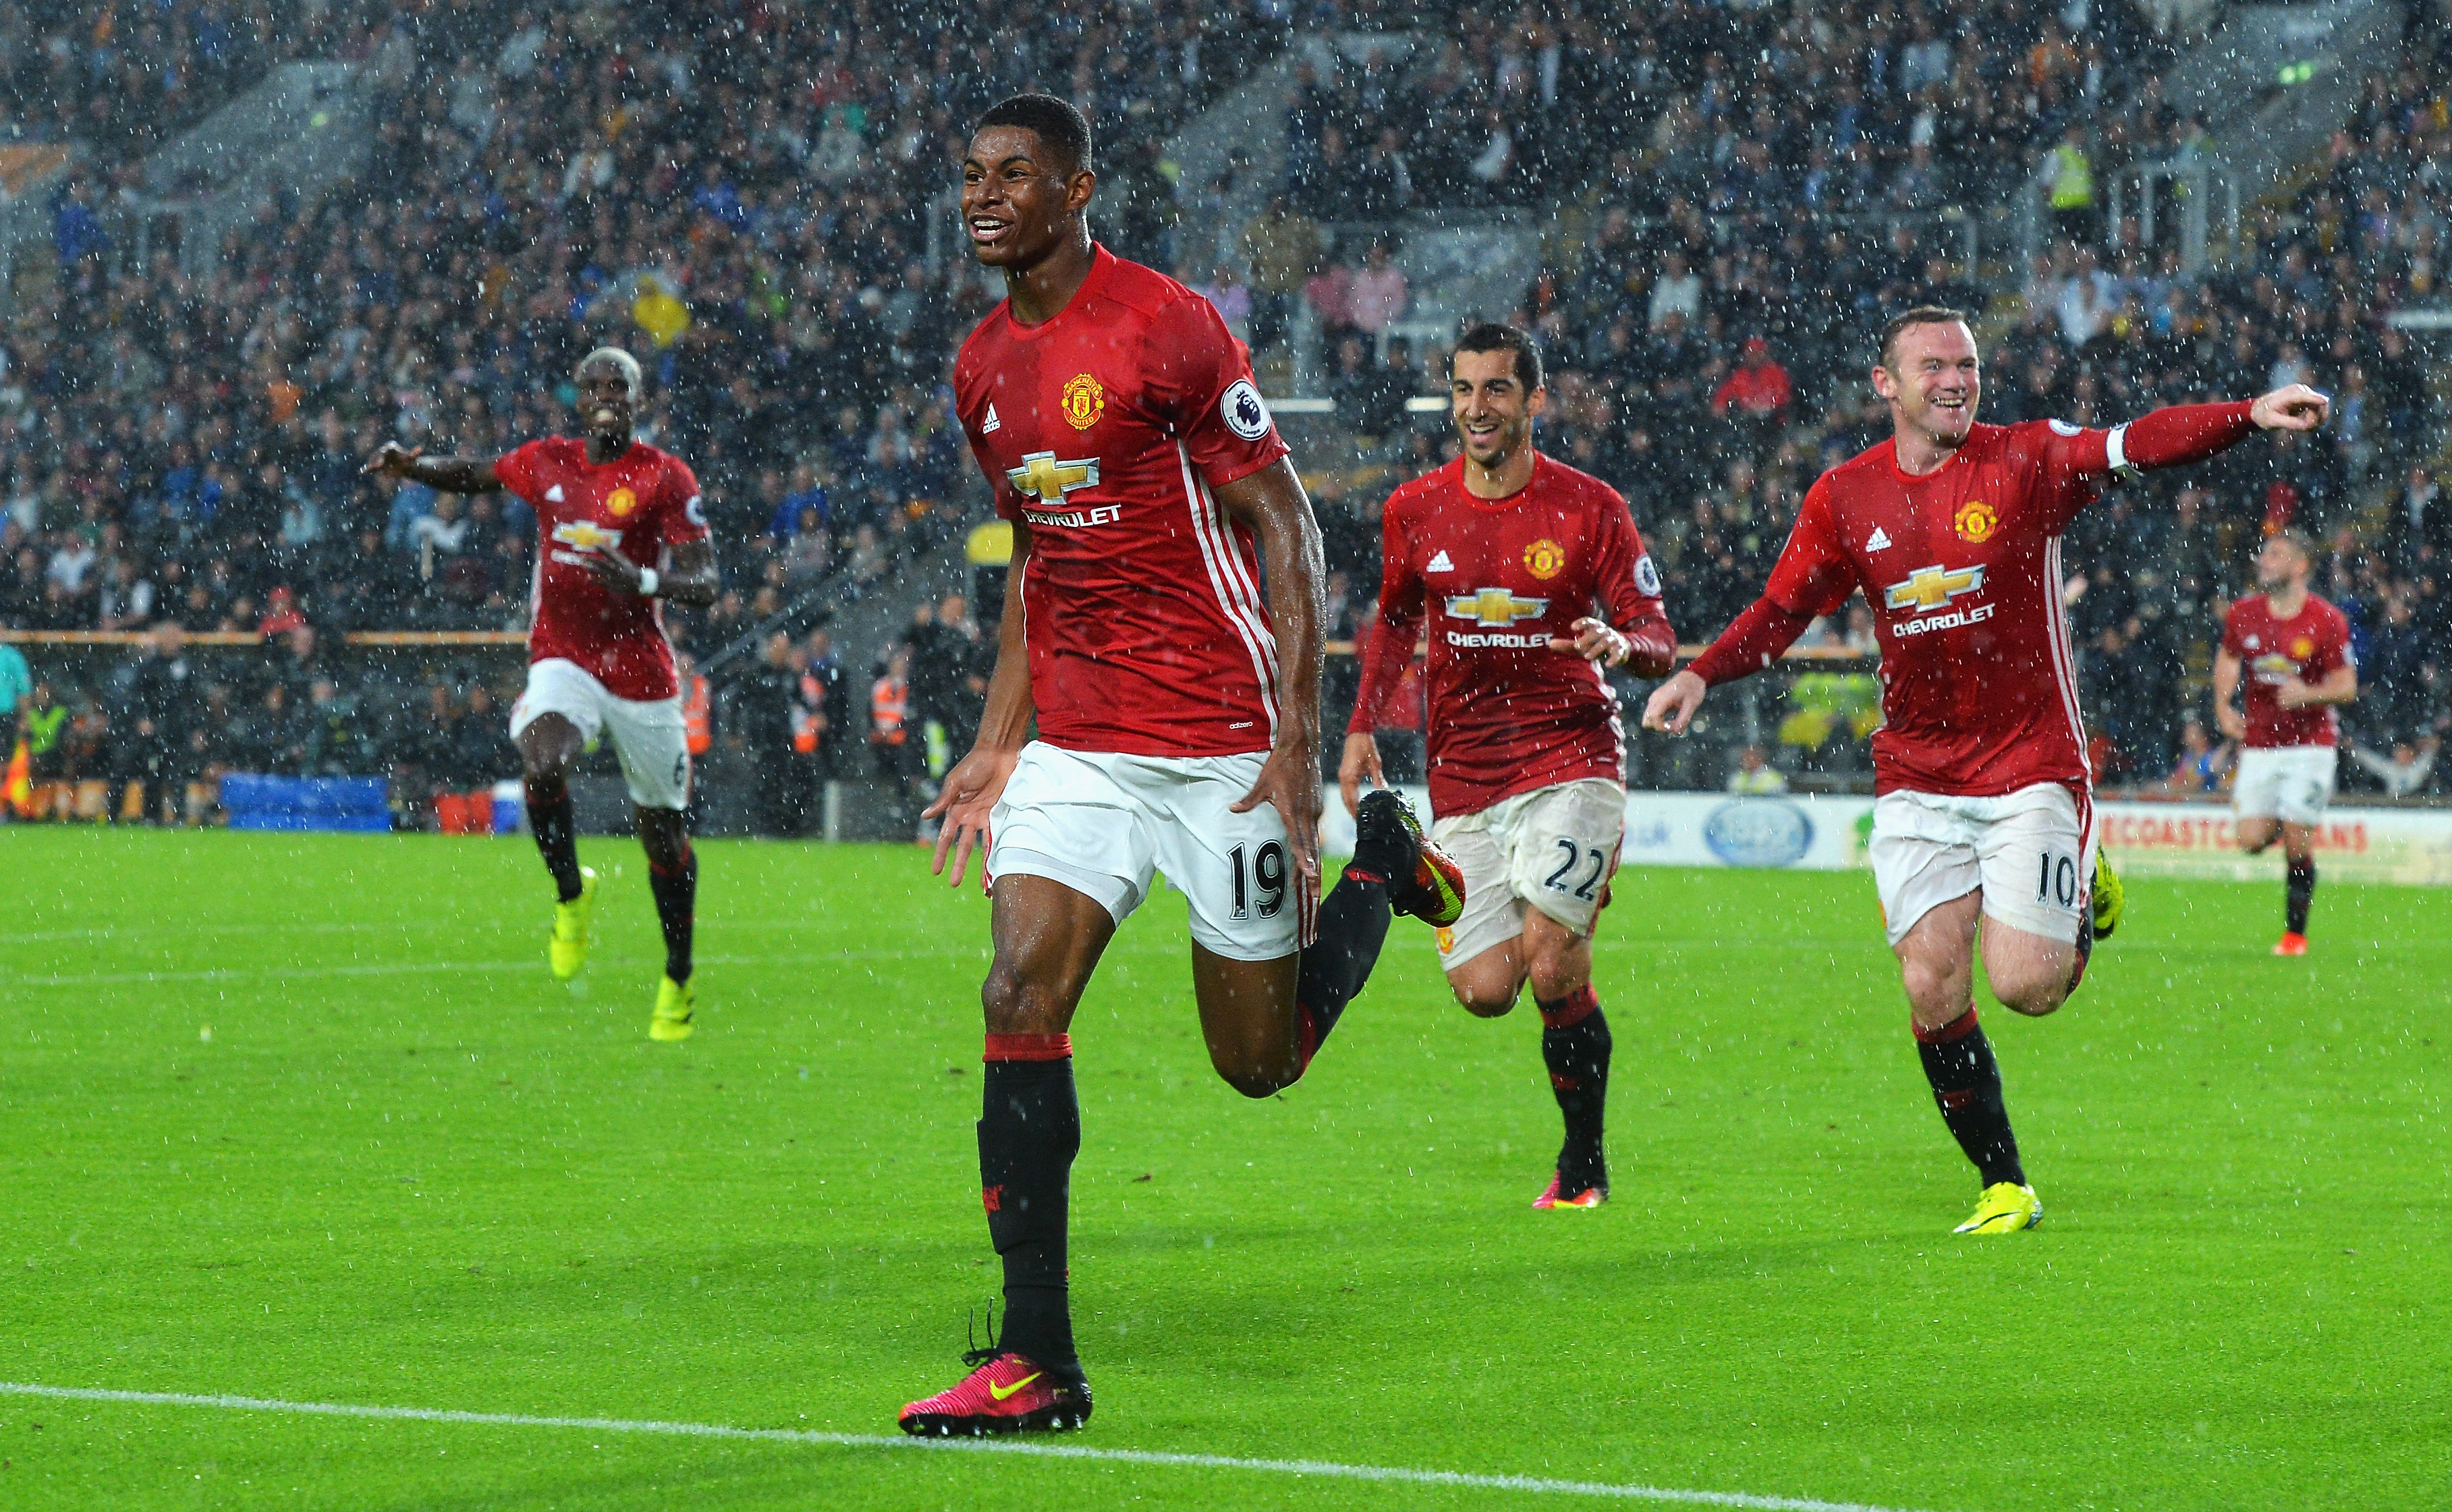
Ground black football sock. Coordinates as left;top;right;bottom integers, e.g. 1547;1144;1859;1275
648;843;697;984
1915;1009;2025;1188
1294;870;1391;1069
526;777;584;902
980;1038;1082;1373
1537;986;1611;1191
2285;858;2316;936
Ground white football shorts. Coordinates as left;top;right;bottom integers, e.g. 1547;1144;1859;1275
986;741;1312;961
1868;781;2095;947
1428;777;1625;970
509;658;691;810
2233;745;2336;827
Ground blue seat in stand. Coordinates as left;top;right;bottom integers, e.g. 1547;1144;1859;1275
221;775;391;833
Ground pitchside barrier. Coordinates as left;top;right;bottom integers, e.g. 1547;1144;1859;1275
1320;789;2452;887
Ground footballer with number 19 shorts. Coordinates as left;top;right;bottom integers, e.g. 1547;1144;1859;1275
365;347;718;1042
1342;323;1675;1212
901;94;1463;1439
1645;306;2331;1236
2214;530;2358;957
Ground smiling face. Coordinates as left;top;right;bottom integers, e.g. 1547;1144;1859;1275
1450;347;1544;474
960;125;1092;271
574;353;638;451
1872;319;1980;452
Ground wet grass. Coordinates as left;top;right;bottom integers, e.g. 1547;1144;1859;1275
1;829;2443;1509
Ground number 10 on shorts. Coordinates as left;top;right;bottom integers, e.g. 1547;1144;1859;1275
2036;849;2079;908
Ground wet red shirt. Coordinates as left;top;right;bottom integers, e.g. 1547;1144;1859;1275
1761;421;2109;797
1352;453;1673;818
495;437;707;702
2222;592;2352;748
954;246;1289;756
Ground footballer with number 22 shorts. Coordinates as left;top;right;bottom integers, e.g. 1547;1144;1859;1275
1646;306;2331;1237
900;94;1464;1439
1343;322;1675;1213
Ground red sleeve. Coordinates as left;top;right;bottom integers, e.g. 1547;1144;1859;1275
659;456;711;546
1760;480;1856;619
1347;501;1426;734
2032;402;2258;530
1689;597;1814;686
1592;498;1676;676
494;440;545;503
1140;294;1289;489
2219;603;2249;659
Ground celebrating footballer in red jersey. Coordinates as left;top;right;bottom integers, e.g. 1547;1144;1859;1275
1646;306;2331;1236
901;94;1463;1439
2214;530;2359;955
364;347;718;1042
1343;323;1675;1211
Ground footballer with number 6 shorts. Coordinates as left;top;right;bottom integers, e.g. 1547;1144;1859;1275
901;94;1463;1439
1644;307;2331;1236
364;347;717;1042
2214;530;2358;957
1341;323;1675;1212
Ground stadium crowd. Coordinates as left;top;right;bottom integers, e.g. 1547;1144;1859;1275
5;1;2450;820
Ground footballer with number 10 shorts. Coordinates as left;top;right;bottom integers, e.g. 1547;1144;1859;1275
1646;306;2331;1237
365;348;718;1042
1342;323;1675;1212
901;94;1464;1439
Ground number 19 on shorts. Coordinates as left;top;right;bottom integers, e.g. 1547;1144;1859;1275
1228;841;1287;919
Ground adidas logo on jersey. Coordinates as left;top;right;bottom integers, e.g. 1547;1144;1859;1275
545;485;565;503
1426;549;1455;573
982;403;1001;435
1866;526;1891;551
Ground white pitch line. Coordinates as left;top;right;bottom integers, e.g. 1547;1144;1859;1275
0;1382;1931;1511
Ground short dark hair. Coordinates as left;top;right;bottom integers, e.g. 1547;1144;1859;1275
1878;306;1972;369
975;93;1094;175
1451;322;1543;393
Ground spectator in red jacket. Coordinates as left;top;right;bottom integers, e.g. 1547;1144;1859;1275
1712;337;1793;421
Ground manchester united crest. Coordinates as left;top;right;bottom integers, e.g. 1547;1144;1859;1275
607;486;639;517
1953;499;1997;543
1060;372;1105;430
1523;538;1566;579
2291;636;2314;660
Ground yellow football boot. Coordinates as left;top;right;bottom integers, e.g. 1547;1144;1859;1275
2090;849;2125;940
649;974;696;1041
1953;1181;2043;1235
549;867;598;981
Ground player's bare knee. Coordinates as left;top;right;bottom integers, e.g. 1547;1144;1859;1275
1213;1052;1297;1098
1525;958;1585;1005
980;961;1063;1034
1453;980;1517;1017
1997;976;2069;1017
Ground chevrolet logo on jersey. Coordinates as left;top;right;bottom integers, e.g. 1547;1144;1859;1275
1883;564;1986;611
1007;451;1101;503
1445;588;1550;625
551;521;623;551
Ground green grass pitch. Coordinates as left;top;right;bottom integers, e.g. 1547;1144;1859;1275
1;829;2443;1510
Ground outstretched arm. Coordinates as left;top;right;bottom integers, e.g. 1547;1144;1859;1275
926;520;1039;887
2060;385;2332;483
1217;457;1325;905
362;442;498;495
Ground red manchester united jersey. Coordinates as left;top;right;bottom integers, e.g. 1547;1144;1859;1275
2222;592;2352;748
954;246;1289;756
1762;421;2111;797
1352;453;1673;818
495;437;707;702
